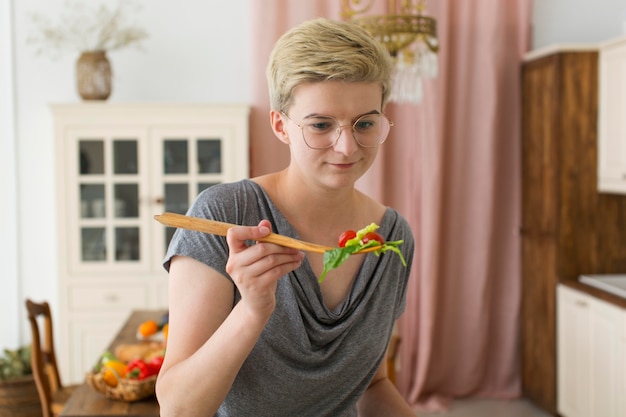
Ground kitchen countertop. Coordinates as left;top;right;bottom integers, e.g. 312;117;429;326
560;278;626;309
579;274;626;298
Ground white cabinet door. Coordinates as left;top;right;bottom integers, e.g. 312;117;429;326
68;312;129;382
589;298;623;417
557;284;626;417
617;314;626;416
64;127;152;274
558;285;591;417
598;36;626;193
149;126;242;259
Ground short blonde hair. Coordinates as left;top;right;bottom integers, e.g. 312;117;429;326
266;18;393;112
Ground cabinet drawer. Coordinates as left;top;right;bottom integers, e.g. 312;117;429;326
70;286;148;309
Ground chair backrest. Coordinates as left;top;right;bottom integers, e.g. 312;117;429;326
386;333;401;386
25;299;63;417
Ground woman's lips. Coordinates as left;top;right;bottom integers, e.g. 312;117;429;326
332;162;356;169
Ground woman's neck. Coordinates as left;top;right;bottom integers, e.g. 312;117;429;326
252;170;384;247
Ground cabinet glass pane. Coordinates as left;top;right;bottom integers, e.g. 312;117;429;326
198;139;221;173
164;183;188;214
198;183;219;194
113;140;138;174
113;184;139;218
79;140;104;174
82;228;106;261
164;140;188;173
80;184;105;218
164;228;177;255
115;227;139;261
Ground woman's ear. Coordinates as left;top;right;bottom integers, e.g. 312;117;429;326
270;110;290;145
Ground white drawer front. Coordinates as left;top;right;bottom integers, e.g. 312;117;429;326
70;286;148;310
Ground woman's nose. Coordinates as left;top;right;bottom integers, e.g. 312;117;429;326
332;126;359;154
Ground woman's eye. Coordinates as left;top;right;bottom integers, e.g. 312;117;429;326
355;119;375;130
307;121;334;132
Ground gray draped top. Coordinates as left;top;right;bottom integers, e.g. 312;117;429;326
164;179;414;417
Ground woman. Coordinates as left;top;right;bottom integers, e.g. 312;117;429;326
156;17;416;417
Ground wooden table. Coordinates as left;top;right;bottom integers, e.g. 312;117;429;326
60;310;166;417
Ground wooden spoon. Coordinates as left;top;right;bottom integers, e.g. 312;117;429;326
154;212;381;254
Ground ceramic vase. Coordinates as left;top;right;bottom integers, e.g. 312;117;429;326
76;50;112;100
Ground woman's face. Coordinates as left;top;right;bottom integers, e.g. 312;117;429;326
274;81;387;190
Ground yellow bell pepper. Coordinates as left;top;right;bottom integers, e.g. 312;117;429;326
101;359;127;387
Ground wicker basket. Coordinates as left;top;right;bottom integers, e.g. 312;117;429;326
0;376;41;417
86;372;156;402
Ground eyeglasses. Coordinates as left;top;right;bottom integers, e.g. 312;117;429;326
281;112;393;150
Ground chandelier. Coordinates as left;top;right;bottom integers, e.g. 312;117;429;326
341;0;439;104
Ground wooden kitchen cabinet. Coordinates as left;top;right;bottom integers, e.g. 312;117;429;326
52;103;249;382
598;36;626;194
521;48;626;414
557;284;625;417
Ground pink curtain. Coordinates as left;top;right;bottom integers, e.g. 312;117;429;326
250;0;531;411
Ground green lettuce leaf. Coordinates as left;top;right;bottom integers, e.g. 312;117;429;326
318;224;406;283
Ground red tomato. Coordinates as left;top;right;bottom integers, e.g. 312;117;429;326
338;230;357;247
362;232;384;245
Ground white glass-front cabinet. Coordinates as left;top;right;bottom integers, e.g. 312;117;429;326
557;284;626;417
52;103;249;383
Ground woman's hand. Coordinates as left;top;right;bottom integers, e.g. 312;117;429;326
225;219;304;318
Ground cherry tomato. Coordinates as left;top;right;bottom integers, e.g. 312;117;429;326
338;230;357;247
362;232;384;245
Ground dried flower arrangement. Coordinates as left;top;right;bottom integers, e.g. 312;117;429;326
0;346;31;381
27;0;149;59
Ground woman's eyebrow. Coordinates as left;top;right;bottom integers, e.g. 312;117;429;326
303;109;381;119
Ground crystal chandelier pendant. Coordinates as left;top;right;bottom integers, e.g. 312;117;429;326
390;41;438;104
341;0;439;105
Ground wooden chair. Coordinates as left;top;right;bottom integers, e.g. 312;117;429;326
386;333;401;386
25;299;78;417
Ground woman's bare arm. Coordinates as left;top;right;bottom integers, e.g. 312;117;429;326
156;221;304;417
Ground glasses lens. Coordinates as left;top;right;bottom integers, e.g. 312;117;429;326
353;114;391;147
301;116;339;149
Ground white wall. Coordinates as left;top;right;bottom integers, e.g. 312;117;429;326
3;0;626;352
0;0;251;351
1;0;20;351
532;0;626;49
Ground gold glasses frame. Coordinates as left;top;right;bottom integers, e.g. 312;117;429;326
281;112;394;150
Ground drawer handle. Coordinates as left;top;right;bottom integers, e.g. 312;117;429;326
104;293;119;303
